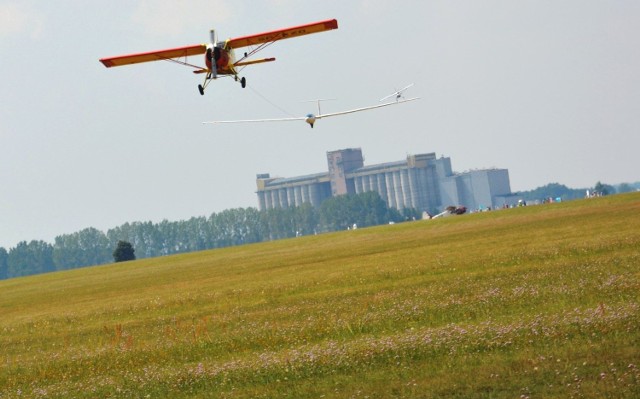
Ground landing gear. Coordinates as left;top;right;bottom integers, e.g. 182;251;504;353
233;75;247;88
199;75;245;95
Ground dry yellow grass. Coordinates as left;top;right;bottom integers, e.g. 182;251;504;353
1;193;639;398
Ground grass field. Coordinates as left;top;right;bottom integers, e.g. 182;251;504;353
1;193;639;398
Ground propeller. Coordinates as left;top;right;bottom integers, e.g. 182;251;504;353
210;29;218;46
209;29;218;78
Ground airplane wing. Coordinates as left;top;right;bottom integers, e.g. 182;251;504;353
225;19;338;49
99;44;207;68
316;97;420;119
202;116;306;124
379;83;414;102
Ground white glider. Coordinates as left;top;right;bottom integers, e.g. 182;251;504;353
203;85;419;128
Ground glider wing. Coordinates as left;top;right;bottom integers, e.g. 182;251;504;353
225;19;338;49
100;44;207;68
316;97;421;119
202;98;420;126
203;116;306;124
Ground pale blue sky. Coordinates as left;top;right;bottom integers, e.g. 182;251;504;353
1;1;639;248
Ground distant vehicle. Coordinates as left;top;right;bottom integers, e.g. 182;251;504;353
99;19;338;95
432;206;467;219
202;85;419;128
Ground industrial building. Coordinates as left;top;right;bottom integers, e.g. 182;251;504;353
256;148;515;214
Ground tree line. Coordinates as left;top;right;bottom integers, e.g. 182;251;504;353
0;192;419;280
518;181;637;202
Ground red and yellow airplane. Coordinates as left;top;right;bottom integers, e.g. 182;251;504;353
99;19;338;95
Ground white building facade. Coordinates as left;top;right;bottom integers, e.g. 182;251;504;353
256;148;515;214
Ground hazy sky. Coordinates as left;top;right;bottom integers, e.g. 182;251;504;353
1;1;639;248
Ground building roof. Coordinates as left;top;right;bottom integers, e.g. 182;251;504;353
349;160;408;175
262;172;329;188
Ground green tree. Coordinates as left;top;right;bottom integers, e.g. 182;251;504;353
400;207;422;221
53;227;111;270
113;240;136;262
319;192;398;231
319;194;351;231
617;183;633;193
157;219;179;255
7;240;54;277
0;247;8;280
184;216;212;251
358;191;390;227
260;207;290;240
242;207;265;243
108;222;158;259
520;183;585;202
293;203;318;236
594;181;615;196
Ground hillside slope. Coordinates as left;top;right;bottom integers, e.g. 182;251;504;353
1;194;639;398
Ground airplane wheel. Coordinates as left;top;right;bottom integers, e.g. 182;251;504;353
241;77;246;88
198;84;205;96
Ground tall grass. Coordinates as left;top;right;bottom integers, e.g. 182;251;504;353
1;193;639;398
